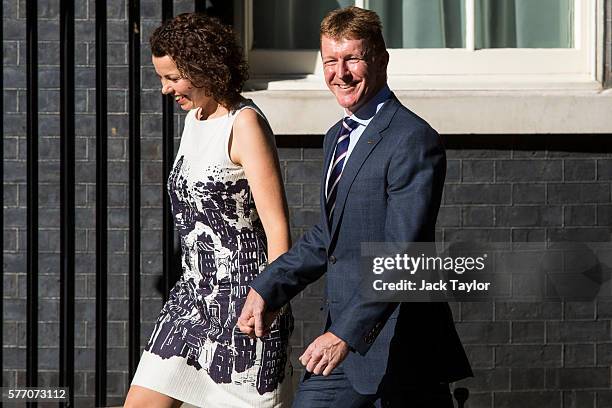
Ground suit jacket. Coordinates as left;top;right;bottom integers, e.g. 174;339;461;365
250;94;473;394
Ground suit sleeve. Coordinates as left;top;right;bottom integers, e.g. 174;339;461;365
249;124;340;310
250;221;328;310
328;125;446;355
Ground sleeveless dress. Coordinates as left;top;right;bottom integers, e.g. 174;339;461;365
132;100;294;407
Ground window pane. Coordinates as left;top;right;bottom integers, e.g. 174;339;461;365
369;0;465;48
475;0;574;48
253;0;354;49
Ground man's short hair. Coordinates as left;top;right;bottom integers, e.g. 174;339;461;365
320;6;387;58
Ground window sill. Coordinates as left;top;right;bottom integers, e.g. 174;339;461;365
243;76;612;135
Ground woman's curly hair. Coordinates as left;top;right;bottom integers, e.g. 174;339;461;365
150;13;249;108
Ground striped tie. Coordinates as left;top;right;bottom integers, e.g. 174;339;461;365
326;117;359;221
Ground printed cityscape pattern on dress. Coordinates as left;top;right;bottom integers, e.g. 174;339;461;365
145;154;293;395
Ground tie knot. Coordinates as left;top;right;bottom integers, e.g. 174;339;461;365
342;117;359;133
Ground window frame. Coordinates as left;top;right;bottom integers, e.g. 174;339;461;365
242;0;601;85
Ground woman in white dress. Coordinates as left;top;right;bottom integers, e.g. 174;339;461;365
124;13;293;408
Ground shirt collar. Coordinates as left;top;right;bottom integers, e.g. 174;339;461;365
345;84;392;127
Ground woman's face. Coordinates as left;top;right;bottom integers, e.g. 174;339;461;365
152;55;210;111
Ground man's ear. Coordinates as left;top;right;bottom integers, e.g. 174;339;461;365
371;50;389;71
380;50;389;71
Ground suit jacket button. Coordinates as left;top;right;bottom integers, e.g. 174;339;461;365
328;255;337;264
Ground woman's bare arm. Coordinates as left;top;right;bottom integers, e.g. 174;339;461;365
230;108;291;262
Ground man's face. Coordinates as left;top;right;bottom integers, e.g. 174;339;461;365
321;35;388;115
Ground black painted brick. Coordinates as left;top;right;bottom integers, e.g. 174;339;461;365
547;183;611;204
511;228;546;242
495;345;562;368
302;184;320;206
511;321;545;344
596;343;612;368
547;321;611;343
547;228;612;242
597;159;612;180
463;206;495;227
510;368;546;391
564;344;595;367
493;391;561;408
562;391;596;408
597;205;612;226
464;345;494;369
437;206;461;227
546;367;610;389
513;183;546;204
461;302;494;321
463;160;494;182
596;390;612;407
457;368;510;392
496;160;562;182
496;302;562;320
564;301;596;320
496;206;562;227
444;184;511;205
286;160;324;184
565;205;597;226
564;160;596;181
446;159;460;182
455;322;510;344
444;228;512;242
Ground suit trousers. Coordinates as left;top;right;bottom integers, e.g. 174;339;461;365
291;365;454;408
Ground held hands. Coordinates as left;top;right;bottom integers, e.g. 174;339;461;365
299;331;349;376
237;288;278;338
238;289;349;376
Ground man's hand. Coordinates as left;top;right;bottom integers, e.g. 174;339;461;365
299;331;349;376
237;288;277;338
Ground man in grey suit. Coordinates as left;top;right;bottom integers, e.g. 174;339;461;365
238;6;472;407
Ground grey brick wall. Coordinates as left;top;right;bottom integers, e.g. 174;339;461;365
3;1;612;407
438;137;612;408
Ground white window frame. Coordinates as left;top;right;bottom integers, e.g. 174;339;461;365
242;0;602;86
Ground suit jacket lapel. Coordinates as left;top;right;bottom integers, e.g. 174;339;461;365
320;121;343;237
329;96;400;238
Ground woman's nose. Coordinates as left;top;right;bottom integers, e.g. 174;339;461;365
160;78;172;95
161;79;172;94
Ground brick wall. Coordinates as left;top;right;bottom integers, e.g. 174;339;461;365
3;1;612;407
439;136;612;407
